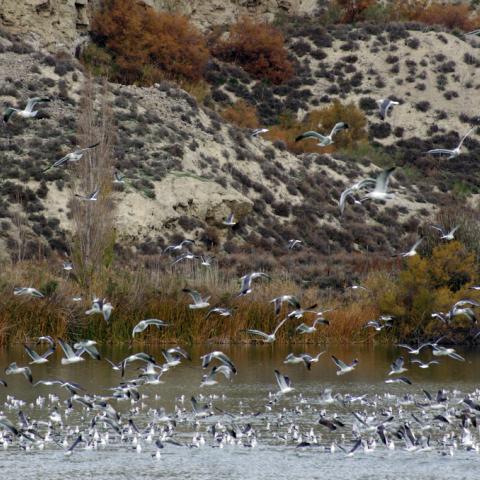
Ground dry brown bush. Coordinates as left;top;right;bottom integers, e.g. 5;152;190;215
90;0;209;85
221;100;260;129
212;17;294;85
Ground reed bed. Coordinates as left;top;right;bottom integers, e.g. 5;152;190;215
0;259;386;346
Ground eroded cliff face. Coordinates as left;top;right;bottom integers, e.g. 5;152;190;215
0;0;90;49
146;0;318;28
0;0;318;50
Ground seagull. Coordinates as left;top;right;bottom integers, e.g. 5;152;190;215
63;261;73;271
287;239;302;250
339;178;376;214
200;366;233;387
362;167;396;202
113;171;126;184
199;255;214;267
295;122;349;147
385;377;412;385
200;351;237;374
238;272;270;296
393;238;423;257
431;225;459;241
388;356;408;375
223;213;237;226
85;298;113;322
205;307;233;319
377;98;399;120
284;352;324;370
132;319;169;337
75;188;99;201
431;344;465;361
271;295;301;316
161;347;190;367
274;369;294;395
245;317;288;343
411;360;440;369
296;316;330;334
397;343;431;355
331;356;359;375
363;320;391;331
251;128;269;137
183;288;210;309
23;343;55;364
171;252;197;266
121;352;157;376
42;143;99;172
3;97;50;123
164;239;194;253
4;363;33;383
57;339;85;365
426;127;476;159
13;287;44;298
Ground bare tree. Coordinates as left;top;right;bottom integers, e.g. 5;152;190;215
70;77;115;290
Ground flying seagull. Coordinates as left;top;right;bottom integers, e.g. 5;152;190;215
85;298;113;322
3;97;50;123
200;351;237;374
245;317;289;343
238;272;270;296
132;319;169;337
296;316;330;334
411;359;440;369
393;238;423;258
284;352;324;370
431;225;459;241
295;122;349;147
251;128;269;137
4;363;33;383
183;288;210;309
362;167;396;202
274;369;294;395
57;339;85;365
339;178;376;214
164;239;194;253
75;188;99;201
23;343;55;364
43;143;99;172
223;213;237;226
426;127;475;159
13;287;44;298
287;239;302;250
388;356;408;375
331;355;359;375
377;98;399;120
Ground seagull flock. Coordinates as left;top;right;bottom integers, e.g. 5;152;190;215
1;61;480;466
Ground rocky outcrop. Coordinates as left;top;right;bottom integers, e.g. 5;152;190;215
146;0;318;28
0;0;90;49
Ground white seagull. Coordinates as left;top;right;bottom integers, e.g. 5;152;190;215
85;298;113;322
377;98;399;120
238;272;270;296
132;319;169;337
393;238;423;258
274;369;294;395
75;188;99;201
295;122;349;147
426;127;475;159
245;317;288;343
3;97;50;123
13;287;44;298
431;225;459;241
362;167;396;202
331;356;359;375
43;143;99;172
183;288;210;309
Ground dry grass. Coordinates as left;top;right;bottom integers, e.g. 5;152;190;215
0;258;382;346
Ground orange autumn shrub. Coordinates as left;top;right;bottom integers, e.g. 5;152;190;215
90;0;209;85
213;17;294;85
221;100;260;129
394;0;478;31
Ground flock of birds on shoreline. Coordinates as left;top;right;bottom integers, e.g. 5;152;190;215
2;36;480;465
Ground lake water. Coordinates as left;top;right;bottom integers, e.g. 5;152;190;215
0;344;479;479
